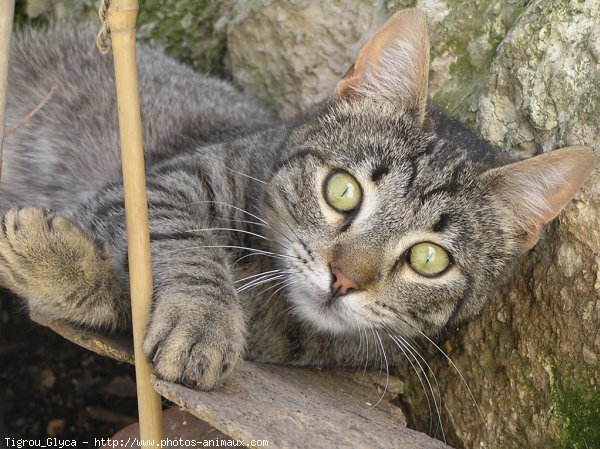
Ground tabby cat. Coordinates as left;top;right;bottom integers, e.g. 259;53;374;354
0;10;593;390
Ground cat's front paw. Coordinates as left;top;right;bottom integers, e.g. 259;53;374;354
0;207;126;329
0;208;102;297
142;296;245;390
0;208;83;292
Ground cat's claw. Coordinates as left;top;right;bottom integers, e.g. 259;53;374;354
142;301;244;390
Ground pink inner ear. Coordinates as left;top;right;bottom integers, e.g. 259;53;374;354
333;9;430;113
540;178;587;223
494;146;595;250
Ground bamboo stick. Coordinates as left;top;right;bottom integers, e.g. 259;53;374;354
106;1;164;446
0;1;15;178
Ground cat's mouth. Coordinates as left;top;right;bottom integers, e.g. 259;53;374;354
286;280;368;334
324;293;343;308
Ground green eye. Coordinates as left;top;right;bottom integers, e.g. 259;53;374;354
408;242;451;277
324;171;362;212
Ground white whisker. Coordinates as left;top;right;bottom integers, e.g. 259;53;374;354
363;325;370;376
373;330;390;408
185;227;269;241
395;316;486;428
390;334;444;441
350;316;364;368
414;328;485;427
235;269;281;284
232;252;268;267
225;167;267;185
237;275;285;293
183;226;294;255
370;327;383;377
210;215;267;228
162;244;295;261
388;334;434;435
185;200;268;225
263;279;296;307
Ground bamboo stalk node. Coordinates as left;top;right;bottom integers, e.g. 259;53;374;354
108;6;139;33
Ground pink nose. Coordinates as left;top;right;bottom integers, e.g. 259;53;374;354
331;267;360;297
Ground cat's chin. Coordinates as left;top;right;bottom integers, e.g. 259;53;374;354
286;289;369;334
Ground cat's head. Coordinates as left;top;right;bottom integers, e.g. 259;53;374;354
263;9;594;337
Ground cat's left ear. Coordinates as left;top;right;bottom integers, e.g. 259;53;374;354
484;146;595;251
334;9;430;124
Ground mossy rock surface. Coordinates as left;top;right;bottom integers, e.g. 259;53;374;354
14;0;230;75
553;376;600;449
137;0;230;76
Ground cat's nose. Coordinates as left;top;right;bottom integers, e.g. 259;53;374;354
330;265;360;298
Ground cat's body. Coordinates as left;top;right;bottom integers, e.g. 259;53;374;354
1;11;593;390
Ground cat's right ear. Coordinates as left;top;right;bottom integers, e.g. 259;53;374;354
334;9;430;123
484;146;595;251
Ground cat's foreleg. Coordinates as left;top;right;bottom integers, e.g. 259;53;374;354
142;236;245;390
0;207;130;331
78;177;246;390
0;173;247;389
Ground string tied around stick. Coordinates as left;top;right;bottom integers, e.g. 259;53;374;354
97;0;111;55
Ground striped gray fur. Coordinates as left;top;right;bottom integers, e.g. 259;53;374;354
0;11;593;390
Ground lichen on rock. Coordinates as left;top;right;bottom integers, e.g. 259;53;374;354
425;0;530;126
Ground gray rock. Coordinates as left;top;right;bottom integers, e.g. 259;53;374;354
226;0;393;118
226;0;529;123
